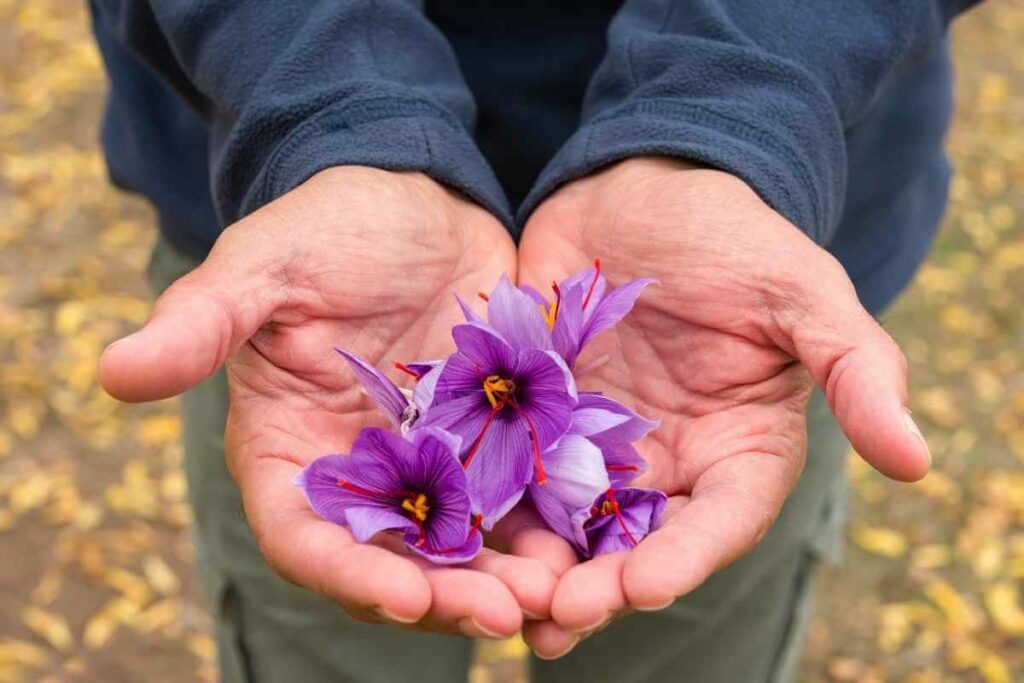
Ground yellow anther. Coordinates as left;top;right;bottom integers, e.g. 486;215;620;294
402;493;430;522
599;500;616;516
539;303;557;330
482;375;516;409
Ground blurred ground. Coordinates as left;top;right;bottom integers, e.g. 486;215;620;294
0;1;1021;682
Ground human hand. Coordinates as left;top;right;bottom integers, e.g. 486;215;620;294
516;157;931;656
99;167;571;638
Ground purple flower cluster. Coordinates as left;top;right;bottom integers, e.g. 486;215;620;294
295;262;667;564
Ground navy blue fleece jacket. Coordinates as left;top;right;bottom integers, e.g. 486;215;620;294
90;0;979;312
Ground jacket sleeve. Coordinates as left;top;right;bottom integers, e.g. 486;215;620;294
91;0;510;226
521;0;980;243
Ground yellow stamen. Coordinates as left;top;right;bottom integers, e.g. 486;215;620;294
482;375;516;409
599;500;616;516
539;303;557;330
402;493;430;522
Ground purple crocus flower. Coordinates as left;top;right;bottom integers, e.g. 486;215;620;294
524;260;655;367
572;487;668;557
421;317;577;528
335;349;442;433
294;427;483;565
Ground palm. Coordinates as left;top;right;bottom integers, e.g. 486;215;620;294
517;157;929;652
102;168;566;637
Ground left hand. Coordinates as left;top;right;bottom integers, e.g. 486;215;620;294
516;157;930;657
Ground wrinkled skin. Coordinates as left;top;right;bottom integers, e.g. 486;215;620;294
516;157;931;657
99;167;573;639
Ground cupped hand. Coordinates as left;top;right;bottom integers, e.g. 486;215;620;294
100;167;571;638
516;157;930;656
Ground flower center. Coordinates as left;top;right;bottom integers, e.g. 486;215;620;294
401;493;430;522
482;374;516;409
593;488;639;547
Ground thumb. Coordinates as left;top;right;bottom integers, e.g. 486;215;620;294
100;236;284;402
778;255;930;482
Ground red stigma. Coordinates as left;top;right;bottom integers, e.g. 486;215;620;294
393;361;421;379
462;407;500;470
604;488;639;547
518;407;547;485
606;464;640;472
582;258;601;309
468;513;484;538
337;480;415;501
550;281;561;321
478;291;490;302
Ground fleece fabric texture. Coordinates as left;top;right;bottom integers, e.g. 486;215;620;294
89;0;980;313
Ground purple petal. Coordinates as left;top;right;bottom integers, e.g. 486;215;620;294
513;349;577;451
413;360;445;412
454;293;484;323
463;416;533;526
486;275;553;351
529;435;609;543
404;360;442;377
551;284;585;365
579;278;656;348
452;322;518;370
344;505;419;543
561;266;606;314
335;349;409;429
409;527;483;565
573;393;659;445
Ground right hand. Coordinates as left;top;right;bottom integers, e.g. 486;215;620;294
100;167;575;637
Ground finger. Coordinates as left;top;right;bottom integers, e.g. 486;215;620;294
523;620;580;660
235;451;433;624
99;226;284;402
776;254;929;481
623;452;796;609
416;565;522;638
466;548;558;620
550;551;627;632
488;505;579;579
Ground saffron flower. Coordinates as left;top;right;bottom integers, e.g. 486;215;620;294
572;487;668;557
294;427;483;564
421;318;577;526
524;260;655;367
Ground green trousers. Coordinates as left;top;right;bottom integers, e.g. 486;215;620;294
149;239;849;683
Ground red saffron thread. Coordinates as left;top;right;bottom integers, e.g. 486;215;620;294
517;407;547;485
393;361;421;379
582;258;601;309
462;408;500;470
606;464;640;472
478;292;490;302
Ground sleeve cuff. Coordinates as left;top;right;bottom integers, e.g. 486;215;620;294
241;96;512;229
519;99;844;245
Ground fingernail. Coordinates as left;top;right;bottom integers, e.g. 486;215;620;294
535;635;580;660
374;606;419;625
904;409;931;465
571;611;612;636
635;597;675;612
523;609;545;620
458;617;503;639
